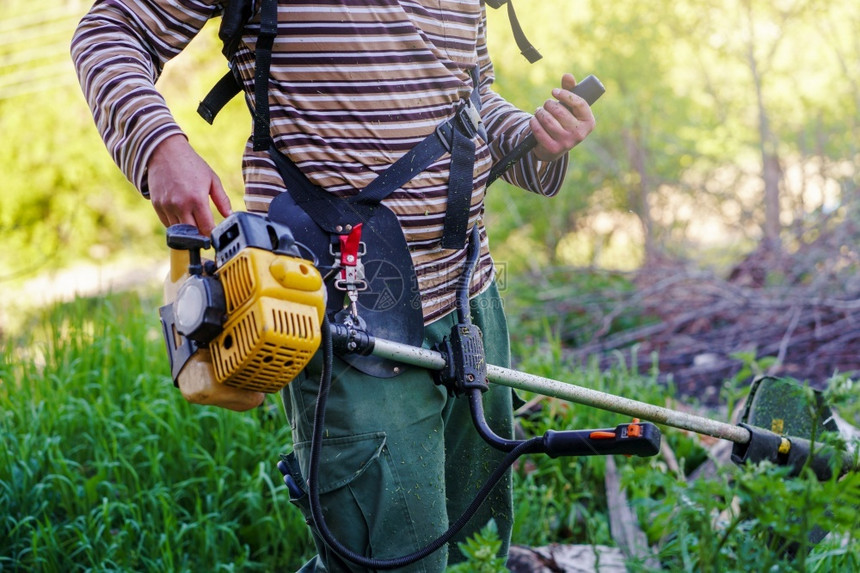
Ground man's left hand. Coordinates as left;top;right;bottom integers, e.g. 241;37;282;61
531;73;596;162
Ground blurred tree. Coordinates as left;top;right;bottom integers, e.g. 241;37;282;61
3;0;859;288
714;0;824;252
0;0;248;286
487;0;860;271
486;0;709;265
812;3;860;215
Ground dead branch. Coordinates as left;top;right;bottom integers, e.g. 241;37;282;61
532;242;860;405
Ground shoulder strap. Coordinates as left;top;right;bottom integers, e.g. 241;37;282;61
484;0;542;63
199;0;541;125
251;0;278;150
197;0;278;130
218;0;256;59
197;0;257;124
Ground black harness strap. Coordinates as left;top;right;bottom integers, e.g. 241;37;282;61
252;0;278;151
484;0;542;63
441;118;477;249
197;69;241;125
269;97;484;250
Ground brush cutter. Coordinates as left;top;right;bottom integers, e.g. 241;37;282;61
159;214;857;477
156;74;856;567
158;212;857;570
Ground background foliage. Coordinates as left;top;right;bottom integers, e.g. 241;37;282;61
484;0;860;271
3;0;860;290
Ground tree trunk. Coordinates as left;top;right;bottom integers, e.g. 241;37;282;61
744;0;783;250
623;126;658;262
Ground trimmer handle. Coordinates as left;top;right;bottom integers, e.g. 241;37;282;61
542;420;662;459
166;224;210;276
487;74;605;185
166;224;210;251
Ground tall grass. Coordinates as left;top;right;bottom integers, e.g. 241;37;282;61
3;292;859;571
1;294;312;571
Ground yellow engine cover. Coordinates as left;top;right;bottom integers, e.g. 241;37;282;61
209;248;326;393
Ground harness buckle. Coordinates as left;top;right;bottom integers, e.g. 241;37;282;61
330;239;368;292
434;122;453;153
435;100;486;153
330;225;368;318
456;100;485;141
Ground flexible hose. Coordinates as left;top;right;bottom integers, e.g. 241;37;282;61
455;226;481;323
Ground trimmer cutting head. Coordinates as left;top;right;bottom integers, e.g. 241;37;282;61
741;376;839;440
732;376;847;482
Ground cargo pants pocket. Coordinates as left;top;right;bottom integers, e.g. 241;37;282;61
287;431;440;572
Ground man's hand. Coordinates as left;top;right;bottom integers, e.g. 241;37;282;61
530;73;596;163
147;134;232;236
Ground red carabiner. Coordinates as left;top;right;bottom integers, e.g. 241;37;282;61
338;223;363;277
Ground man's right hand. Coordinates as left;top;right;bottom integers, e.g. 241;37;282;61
147;134;233;236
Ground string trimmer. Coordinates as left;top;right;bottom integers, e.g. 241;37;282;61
158;212;858;569
157;71;855;569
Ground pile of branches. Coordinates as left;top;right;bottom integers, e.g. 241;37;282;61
548;233;860;405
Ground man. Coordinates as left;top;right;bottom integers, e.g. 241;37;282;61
72;1;595;571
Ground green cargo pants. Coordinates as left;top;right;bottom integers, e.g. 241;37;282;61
280;281;515;572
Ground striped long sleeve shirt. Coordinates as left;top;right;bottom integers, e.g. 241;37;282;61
71;0;569;323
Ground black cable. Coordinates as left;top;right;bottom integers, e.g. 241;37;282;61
486;134;537;187
307;316;542;570
456;226;481;323
468;390;523;452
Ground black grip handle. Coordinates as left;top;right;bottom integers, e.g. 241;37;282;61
166;223;210;251
487;74;605;185
166;224;210;276
542;421;662;459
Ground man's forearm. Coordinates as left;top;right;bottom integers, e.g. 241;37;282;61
70;0;217;194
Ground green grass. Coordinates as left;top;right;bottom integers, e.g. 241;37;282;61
3;292;859;571
1;294;312;571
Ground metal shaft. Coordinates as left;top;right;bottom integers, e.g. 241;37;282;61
487;364;751;444
370;337;752;445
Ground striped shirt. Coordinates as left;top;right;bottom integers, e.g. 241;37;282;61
72;0;568;323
